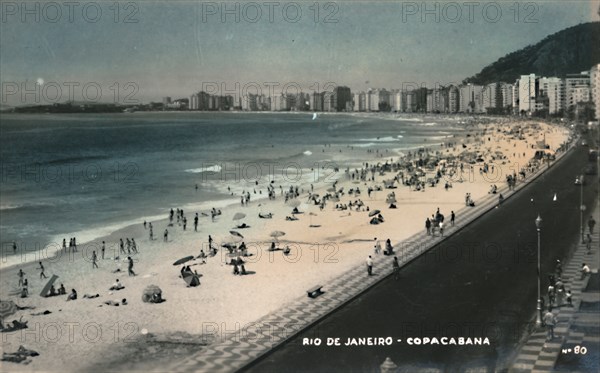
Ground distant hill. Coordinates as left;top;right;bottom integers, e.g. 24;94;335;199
464;22;600;85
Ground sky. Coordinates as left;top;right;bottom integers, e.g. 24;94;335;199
1;0;599;105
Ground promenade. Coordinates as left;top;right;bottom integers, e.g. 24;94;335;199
510;201;599;372
171;139;577;372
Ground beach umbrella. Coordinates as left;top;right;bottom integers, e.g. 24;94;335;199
270;230;285;243
286;199;301;208
0;300;17;320
183;274;200;287
142;285;162;303
270;230;285;239
228;234;243;243
39;274;59;297
221;243;237;250
229;231;244;239
173;255;195;266
368;209;381;217
232;212;246;221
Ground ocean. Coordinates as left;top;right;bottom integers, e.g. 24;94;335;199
0;111;462;267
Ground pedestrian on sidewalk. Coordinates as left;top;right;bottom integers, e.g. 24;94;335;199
581;263;591;280
366;255;373;276
450;211;455;226
543;309;558;340
547;283;555;306
425;218;431;235
586;233;592;254
588;216;596;235
566;290;572;307
392;256;400;280
555;260;562;277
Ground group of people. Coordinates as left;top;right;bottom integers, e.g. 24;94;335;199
61;237;79;253
424;208;455;237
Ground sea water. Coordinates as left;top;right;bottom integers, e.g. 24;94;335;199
0;111;462;267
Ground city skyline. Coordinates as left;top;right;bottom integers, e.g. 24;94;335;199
1;1;599;105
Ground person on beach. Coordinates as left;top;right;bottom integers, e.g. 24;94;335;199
67;289;77;301
92;251;99;269
149;224;154;240
194;214;199;232
385;239;393;255
374;238;381;254
183;217;187;231
132;238;138;254
366;255;373;276
62;238;67;252
59;283;66;295
144;221;147;229
120;239;126;255
393;256;400;280
38;262;47;279
18;269;25;287
164;229;169;242
21;279;29;298
198;250;207;264
73;237;77;252
588;216;596;235
127;256;136;276
102;241;106;259
110;279;124;290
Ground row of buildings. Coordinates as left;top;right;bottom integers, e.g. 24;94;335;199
173;63;600;120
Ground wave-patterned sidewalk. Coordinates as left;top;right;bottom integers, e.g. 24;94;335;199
171;142;575;373
510;201;599;373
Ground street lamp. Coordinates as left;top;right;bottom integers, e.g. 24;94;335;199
535;214;543;326
580;182;586;243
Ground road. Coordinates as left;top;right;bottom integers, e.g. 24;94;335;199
244;136;599;372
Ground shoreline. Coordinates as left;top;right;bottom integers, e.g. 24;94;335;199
0;118;573;372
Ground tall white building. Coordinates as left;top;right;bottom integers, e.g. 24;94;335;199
459;84;484;113
538;77;563;114
482;83;499;112
391;90;402;112
591;64;600;120
564;72;591;108
517;74;536;113
500;83;513;110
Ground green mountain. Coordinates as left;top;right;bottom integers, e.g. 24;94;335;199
464;22;600;85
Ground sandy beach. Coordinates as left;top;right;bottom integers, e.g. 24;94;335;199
0;117;572;371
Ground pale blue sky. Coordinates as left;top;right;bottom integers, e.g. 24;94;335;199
1;1;599;104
